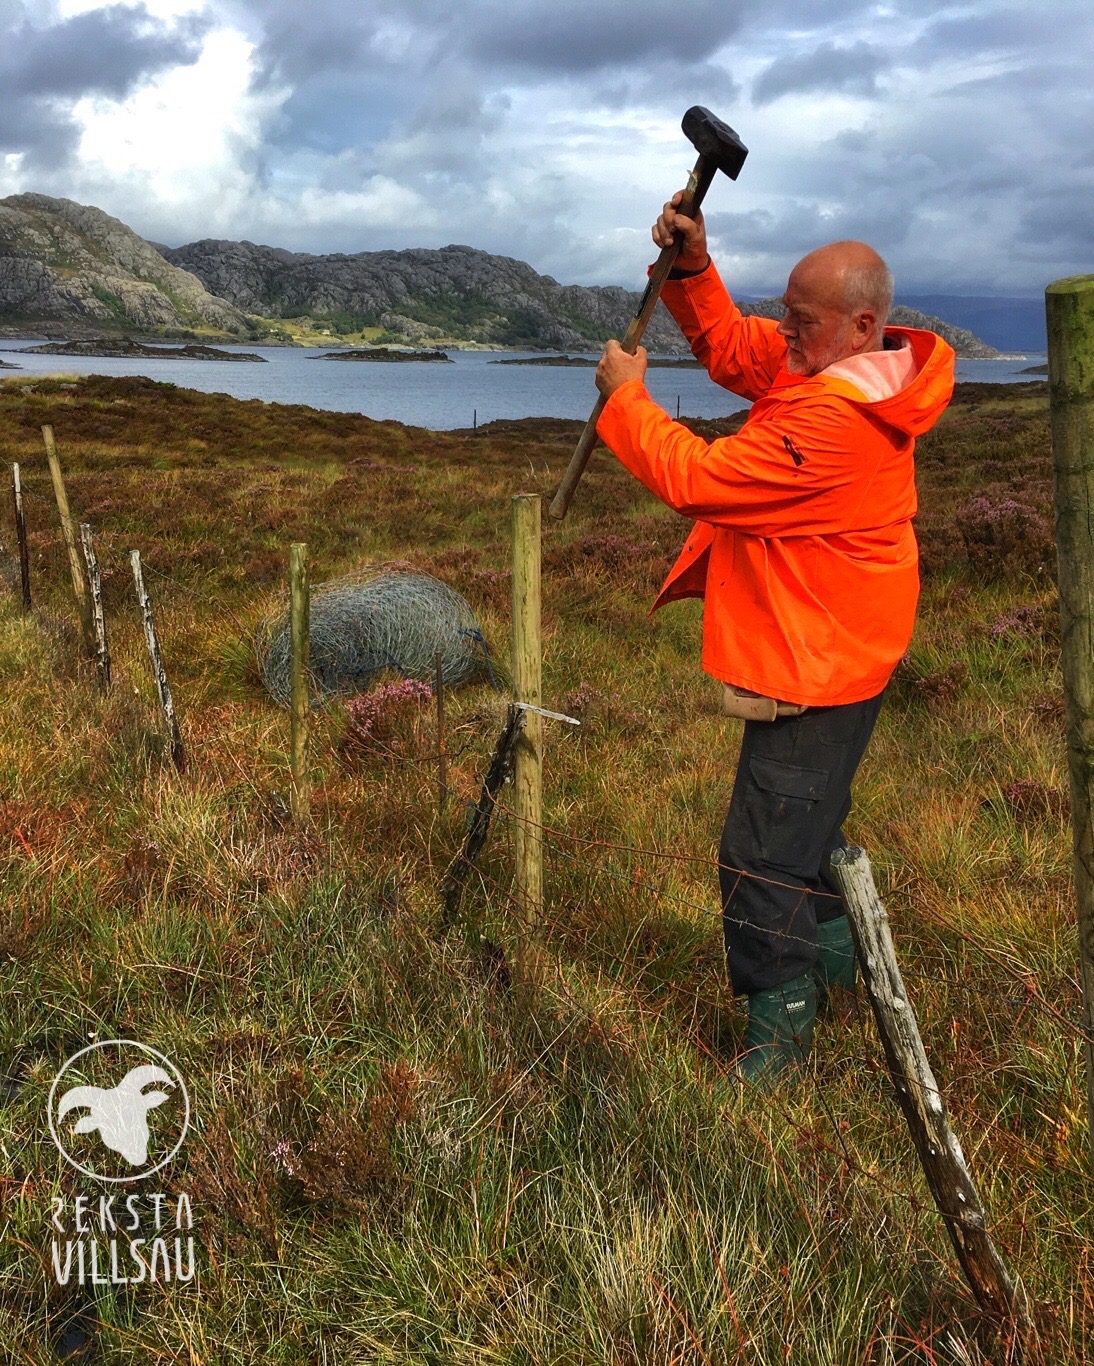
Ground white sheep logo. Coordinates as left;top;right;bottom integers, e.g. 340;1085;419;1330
56;1064;176;1168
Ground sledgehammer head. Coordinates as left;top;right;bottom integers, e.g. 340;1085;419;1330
682;106;748;180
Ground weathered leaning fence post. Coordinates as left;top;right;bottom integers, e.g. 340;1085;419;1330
289;542;310;823
11;463;31;611
1046;272;1094;1176
511;494;544;964
42;425;94;656
130;550;185;771
438;706;526;931
830;847;1029;1333
78;523;111;691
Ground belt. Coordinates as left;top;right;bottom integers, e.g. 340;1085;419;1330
723;685;808;722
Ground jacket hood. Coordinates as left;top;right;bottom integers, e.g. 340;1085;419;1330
860;326;956;437
770;326;956;439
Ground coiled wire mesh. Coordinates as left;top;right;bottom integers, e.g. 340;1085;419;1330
258;562;493;707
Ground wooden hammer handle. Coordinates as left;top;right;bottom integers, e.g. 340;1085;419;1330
548;156;715;520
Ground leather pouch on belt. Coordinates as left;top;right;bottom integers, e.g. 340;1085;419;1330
723;685;808;722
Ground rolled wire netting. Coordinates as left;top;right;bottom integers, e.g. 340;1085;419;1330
258;563;495;707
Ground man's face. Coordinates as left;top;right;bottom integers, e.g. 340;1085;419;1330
776;269;858;376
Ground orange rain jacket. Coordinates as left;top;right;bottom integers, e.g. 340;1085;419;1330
596;261;956;707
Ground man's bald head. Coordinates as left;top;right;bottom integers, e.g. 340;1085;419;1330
797;240;894;326
778;241;894;376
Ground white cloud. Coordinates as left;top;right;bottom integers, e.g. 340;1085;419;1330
73;28;262;191
294;180;436;231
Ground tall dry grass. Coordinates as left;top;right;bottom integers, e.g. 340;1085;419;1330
0;373;1089;1364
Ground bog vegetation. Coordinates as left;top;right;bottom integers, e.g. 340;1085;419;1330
0;373;1089;1363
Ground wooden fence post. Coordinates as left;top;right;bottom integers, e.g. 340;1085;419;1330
830;847;1029;1332
11;463;31;611
1046;273;1094;1176
130;550;185;771
42;425;94;655
289;542;310;823
511;494;543;947
78;523;110;690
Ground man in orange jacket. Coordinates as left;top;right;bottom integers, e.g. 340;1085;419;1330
594;194;956;1081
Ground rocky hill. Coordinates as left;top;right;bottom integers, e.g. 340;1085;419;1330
159;238;697;351
162;238;998;357
0;194;999;357
0;194;253;337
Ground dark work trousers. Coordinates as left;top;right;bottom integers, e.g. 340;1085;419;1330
718;687;887;995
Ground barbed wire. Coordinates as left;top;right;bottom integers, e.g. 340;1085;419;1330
428;838;1092;1236
491;794;1092;1044
5;469;1090;1053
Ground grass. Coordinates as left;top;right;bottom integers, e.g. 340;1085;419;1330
0;372;1089;1363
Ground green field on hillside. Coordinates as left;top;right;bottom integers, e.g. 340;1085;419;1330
0;373;1088;1364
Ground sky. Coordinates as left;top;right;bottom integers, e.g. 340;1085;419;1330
0;0;1091;298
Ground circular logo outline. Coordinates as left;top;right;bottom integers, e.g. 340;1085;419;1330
47;1040;190;1183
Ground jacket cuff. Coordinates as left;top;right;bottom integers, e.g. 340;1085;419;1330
667;256;711;281
595;378;649;441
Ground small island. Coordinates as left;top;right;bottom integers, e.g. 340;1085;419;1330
0;359;21;370
490;353;703;368
491;354;596;366
19;338;266;362
314;347;452;363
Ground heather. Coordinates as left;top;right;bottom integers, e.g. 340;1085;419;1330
0;373;1088;1364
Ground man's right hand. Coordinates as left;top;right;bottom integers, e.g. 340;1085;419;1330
653;190;708;271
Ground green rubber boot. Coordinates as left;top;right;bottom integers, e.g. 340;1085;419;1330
814;915;857;996
735;975;816;1082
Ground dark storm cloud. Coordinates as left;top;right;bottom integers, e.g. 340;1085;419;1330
911;2;1087;61
217;0;455;157
0;3;208;166
705;198;913;265
228;0;748;159
465;0;746;73
222;0;450;85
590;60;740;112
751;41;889;106
1018;187;1094;259
5;4;207;99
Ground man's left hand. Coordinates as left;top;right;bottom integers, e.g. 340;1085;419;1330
596;339;648;400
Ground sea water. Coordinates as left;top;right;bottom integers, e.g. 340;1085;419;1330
0;340;1047;432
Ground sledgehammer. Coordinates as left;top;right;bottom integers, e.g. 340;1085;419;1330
548;107;747;520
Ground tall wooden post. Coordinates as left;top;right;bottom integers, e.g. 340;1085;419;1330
1046;273;1094;1174
289;542;310;823
131;550;185;771
11;464;31;611
42;425;93;654
79;523;111;690
511;494;543;939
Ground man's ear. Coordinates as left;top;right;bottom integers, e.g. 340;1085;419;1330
850;308;878;353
